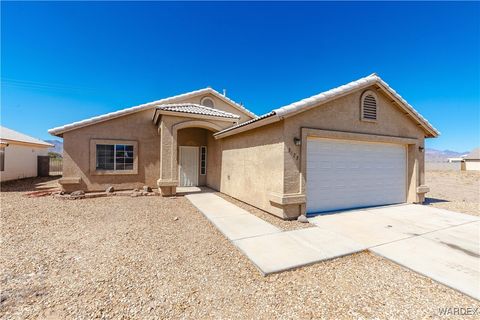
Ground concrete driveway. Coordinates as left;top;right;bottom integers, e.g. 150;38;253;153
309;204;480;300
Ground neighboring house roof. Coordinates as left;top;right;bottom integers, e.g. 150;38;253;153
48;87;255;137
464;148;480;160
215;74;440;139
156;103;240;119
0;126;53;147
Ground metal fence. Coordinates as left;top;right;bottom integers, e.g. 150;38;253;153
49;157;63;176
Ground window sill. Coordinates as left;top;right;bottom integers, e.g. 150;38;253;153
92;170;138;176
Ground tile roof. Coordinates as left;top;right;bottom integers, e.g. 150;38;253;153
214;111;276;136
0;126;53;147
215;74;440;138
273;73;439;137
156;104;240;119
48;87;255;136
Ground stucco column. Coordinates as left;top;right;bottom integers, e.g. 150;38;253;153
157;120;177;196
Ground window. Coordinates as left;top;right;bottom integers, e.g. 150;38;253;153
91;139;137;174
201;97;215;108
96;144;134;171
0;148;5;171
200;146;207;175
361;90;378;122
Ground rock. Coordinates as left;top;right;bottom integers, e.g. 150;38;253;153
140;191;148;196
173;217;179;221
130;192;140;197
133;188;140;192
143;186;152;192
106;186;114;193
297;215;309;223
69;190;86;199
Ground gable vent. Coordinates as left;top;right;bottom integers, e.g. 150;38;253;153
361;91;377;121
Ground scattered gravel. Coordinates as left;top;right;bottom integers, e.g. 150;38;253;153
425;170;480;216
1;177;478;319
215;192;312;231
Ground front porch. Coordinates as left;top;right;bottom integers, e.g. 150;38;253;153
153;104;238;196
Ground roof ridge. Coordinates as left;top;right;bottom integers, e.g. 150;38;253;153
0;126;53;146
216;73;439;138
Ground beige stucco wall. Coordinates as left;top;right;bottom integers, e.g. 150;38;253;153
175;93;253;123
0;143;49;182
218;122;285;217
281;86;427;217
62;109;160;191
206;134;222;190
215;86;429;219
464;160;480;171
157;115;231;189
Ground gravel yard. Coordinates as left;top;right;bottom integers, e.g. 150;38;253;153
1;177;478;319
425;169;480;216
215;192;312;231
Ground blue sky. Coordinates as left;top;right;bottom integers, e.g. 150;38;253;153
1;1;479;152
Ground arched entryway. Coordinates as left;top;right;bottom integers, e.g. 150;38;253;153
157;119;225;195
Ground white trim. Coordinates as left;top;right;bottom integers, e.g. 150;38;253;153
48;87;255;137
216;74;439;139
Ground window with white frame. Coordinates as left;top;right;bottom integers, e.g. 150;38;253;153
96;144;134;171
200;146;207;175
201;97;215;108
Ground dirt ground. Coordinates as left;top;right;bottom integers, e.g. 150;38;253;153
1;176;478;319
425;169;480;216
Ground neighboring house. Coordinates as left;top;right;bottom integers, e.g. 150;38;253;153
0;126;53;182
447;157;464;163
48;74;439;219
461;148;480;171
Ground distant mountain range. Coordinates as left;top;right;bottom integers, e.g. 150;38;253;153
45;139;63;155
425;148;468;162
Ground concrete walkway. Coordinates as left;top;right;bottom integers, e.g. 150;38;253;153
309;205;480;300
186;192;479;299
186;192;364;274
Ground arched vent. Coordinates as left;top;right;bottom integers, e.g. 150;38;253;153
201;97;215;109
361;91;377;121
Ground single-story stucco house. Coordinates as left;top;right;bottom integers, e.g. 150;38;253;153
48;74;439;219
461;148;480;171
0;126;53;182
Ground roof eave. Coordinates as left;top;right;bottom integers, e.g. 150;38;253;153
0;138;53;148
214;113;279;139
155;110;240;123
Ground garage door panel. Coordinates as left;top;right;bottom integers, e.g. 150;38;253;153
306;138;406;214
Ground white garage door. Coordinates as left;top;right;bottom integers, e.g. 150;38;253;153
306;138;406;214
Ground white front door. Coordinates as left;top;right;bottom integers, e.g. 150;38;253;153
179;146;199;187
306;138;407;214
